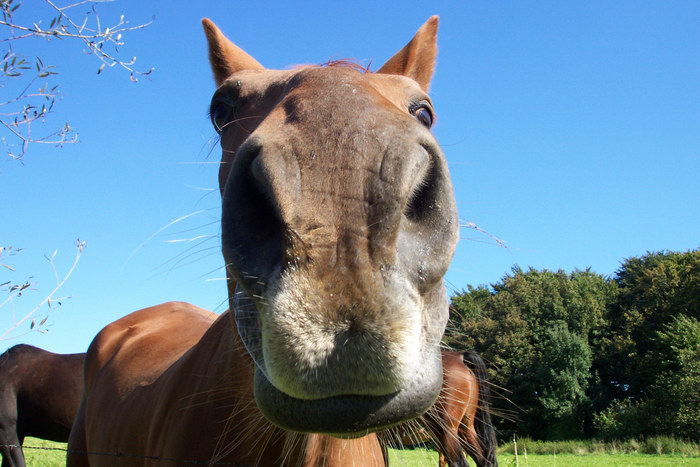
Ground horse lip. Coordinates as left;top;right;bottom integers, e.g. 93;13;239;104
253;349;442;437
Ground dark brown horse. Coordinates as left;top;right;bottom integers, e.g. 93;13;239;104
68;15;459;467
387;351;497;467
0;345;83;467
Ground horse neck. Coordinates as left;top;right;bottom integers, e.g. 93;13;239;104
178;312;385;466
299;434;385;467
162;311;275;463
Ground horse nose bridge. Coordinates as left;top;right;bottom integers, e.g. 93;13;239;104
228;84;439;283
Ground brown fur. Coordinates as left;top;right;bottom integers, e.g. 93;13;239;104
426;351;482;467
388;351;498;467
0;345;83;467
68;16;459;466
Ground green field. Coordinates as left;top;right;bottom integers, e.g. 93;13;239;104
386;448;700;467
21;438;700;466
21;438;68;466
494;453;700;467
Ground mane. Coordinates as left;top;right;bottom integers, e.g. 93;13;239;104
289;59;373;73
320;58;373;73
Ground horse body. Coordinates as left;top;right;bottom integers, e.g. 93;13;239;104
387;351;498;467
68;302;386;466
0;344;83;467
424;351;498;467
69;16;458;466
458;351;498;467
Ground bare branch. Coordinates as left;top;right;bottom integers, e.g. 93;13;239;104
0;0;153;160
0;239;86;339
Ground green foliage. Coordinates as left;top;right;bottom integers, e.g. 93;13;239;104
537;322;591;422
601;250;700;401
597;250;700;440
651;314;700;439
592;399;651;440
448;248;700;441
447;267;614;439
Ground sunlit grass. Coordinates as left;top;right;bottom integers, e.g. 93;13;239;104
20;437;700;466
498;453;700;467
21;438;67;466
388;445;439;466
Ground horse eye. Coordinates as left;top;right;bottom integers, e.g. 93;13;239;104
210;102;232;133
411;105;433;129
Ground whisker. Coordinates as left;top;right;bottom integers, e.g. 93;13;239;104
121;210;206;272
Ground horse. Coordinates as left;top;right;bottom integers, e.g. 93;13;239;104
386;351;498;467
425;351;498;467
68;15;459;466
0;345;83;467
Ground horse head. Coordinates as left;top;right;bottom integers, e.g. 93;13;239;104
204;16;459;437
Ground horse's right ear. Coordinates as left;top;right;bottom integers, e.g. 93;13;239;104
202;18;264;86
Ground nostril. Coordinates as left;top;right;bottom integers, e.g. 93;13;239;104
221;142;285;289
404;160;437;222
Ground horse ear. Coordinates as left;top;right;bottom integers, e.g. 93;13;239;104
377;16;438;91
202;18;264;86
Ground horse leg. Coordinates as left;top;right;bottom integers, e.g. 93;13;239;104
461;424;486;467
0;428;25;467
445;441;470;467
439;450;470;467
66;400;89;467
426;414;469;467
0;403;25;467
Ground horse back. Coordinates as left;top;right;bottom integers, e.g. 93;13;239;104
82;301;216;393
70;302;220;465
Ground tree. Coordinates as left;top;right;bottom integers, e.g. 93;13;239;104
599;249;700;402
536;321;592;439
594;312;700;440
450;249;699;441
652;314;700;439
447;267;615;440
1;0;153;160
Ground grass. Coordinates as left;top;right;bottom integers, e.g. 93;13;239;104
388;445;439;465
20;437;700;466
502;437;700;457
497;453;700;466
21;438;68;466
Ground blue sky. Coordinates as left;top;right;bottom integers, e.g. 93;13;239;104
1;1;698;355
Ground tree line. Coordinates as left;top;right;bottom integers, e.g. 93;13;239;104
445;248;700;441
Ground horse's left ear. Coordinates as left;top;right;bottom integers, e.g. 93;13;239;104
377;16;438;91
202;18;264;86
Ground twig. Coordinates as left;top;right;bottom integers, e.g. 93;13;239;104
0;239;85;340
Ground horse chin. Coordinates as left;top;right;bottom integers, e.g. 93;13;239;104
252;347;442;437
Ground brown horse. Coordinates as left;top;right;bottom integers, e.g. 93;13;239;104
68;15;459;467
425;351;497;467
0;345;83;467
387;351;497;467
